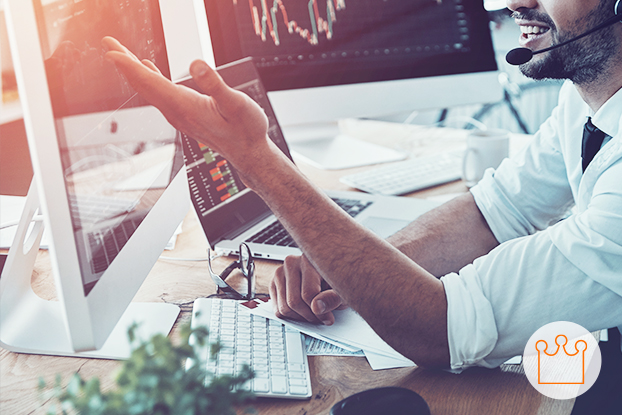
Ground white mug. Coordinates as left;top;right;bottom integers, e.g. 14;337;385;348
462;129;509;187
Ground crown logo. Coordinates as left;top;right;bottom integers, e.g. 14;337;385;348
536;334;587;384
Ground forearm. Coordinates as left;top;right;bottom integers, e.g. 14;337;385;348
243;142;449;367
387;193;499;277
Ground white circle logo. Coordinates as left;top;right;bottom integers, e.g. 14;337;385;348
523;321;601;400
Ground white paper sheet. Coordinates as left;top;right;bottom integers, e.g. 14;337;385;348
244;299;409;360
364;350;416;370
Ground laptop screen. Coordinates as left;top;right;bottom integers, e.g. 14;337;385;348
179;58;293;248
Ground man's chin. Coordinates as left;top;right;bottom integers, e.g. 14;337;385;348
519;64;548;81
518;54;565;81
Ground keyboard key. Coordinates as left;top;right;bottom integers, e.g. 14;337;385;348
285;331;305;364
271;376;288;394
238;381;252;392
253;378;270;393
235;351;251;360
289;378;307;387
253;364;269;372
270;362;286;371
288;363;305;372
270;355;286;364
254;370;269;379
271;368;287;377
289;386;309;396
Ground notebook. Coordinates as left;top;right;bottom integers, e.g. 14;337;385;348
178;58;439;260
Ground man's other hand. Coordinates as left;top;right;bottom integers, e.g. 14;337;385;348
270;255;346;325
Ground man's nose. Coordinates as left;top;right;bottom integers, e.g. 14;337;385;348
506;0;539;13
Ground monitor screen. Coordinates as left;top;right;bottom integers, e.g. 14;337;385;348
33;0;183;294
205;0;498;93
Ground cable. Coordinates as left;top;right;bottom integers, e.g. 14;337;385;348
432;115;488;131
158;256;209;262
0;215;45;230
158;251;225;262
402;109;487;131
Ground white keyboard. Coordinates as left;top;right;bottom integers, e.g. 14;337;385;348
340;151;463;196
187;298;312;399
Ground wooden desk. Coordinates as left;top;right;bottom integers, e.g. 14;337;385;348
0;126;573;415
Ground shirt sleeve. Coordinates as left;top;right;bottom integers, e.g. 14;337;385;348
442;159;622;371
470;108;575;244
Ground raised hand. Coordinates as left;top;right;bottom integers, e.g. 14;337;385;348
101;36;270;170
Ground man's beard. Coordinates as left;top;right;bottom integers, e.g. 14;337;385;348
517;0;619;85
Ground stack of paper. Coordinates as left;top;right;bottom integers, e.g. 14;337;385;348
243;299;416;371
304;336;364;357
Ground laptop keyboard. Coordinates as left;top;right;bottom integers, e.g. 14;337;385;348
187;298;312;399
246;197;372;248
247;221;298;247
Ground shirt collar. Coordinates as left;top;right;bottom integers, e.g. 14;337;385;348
590;86;622;138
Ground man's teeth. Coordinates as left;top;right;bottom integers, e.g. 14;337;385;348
521;26;549;35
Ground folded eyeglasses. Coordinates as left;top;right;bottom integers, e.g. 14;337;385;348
207;243;267;301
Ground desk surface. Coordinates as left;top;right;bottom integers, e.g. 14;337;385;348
0;125;573;415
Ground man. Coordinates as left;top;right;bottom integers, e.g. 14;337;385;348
103;0;622;371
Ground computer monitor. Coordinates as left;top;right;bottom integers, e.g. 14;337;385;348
203;0;503;169
0;0;189;358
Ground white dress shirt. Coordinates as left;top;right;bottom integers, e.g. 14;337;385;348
441;81;622;370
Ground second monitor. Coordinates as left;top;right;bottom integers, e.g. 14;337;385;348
203;0;502;168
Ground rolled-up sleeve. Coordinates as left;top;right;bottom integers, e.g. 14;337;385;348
470;110;575;244
442;150;622;370
441;267;498;370
442;225;622;370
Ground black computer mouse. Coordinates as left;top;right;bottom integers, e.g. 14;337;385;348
330;387;431;415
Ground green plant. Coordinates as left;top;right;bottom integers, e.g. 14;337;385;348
38;322;255;415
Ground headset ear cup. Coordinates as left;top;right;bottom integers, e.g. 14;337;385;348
616;0;622;17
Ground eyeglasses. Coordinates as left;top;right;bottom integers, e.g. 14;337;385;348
207;243;257;300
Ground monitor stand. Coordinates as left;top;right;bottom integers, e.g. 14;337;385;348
0;182;179;359
283;122;406;170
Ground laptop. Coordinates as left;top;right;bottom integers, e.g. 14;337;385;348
178;58;440;260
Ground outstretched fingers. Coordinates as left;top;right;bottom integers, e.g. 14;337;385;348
141;59;162;75
101;36;141;64
102;36;270;170
102;37;178;108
